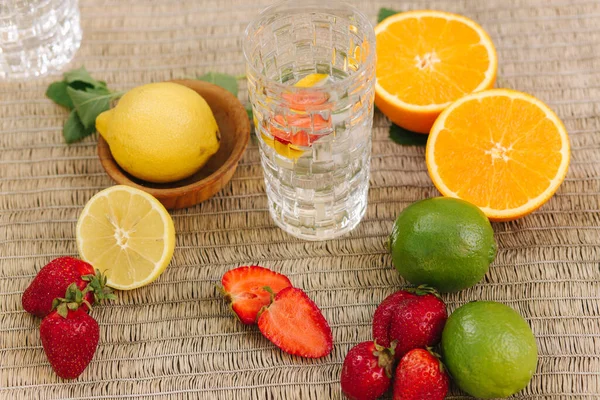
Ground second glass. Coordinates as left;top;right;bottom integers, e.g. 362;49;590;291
244;0;376;240
0;0;81;80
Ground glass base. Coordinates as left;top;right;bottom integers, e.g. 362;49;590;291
266;183;369;241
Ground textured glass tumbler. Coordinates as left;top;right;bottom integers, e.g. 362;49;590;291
244;0;376;240
0;0;81;80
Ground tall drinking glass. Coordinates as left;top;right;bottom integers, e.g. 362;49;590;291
244;0;376;240
0;0;82;80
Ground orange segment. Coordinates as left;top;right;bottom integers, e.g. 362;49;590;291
426;89;570;221
375;10;497;133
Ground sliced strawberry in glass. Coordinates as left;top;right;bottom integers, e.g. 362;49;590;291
286;114;331;131
282;90;329;111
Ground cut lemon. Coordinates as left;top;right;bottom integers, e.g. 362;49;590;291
375;10;497;133
294;73;329;88
261;133;305;160
76;185;176;290
426;89;570;221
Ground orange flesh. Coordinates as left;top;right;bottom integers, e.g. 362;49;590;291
376;14;494;107
428;91;569;219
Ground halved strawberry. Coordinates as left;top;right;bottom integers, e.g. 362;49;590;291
221;266;292;324
257;287;333;358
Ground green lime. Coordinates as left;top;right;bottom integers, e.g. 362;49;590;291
389;197;496;292
441;301;538;398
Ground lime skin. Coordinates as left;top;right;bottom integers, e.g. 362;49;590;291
441;301;538;398
389;197;497;293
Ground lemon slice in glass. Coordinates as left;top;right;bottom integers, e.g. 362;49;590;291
76;185;175;290
294;73;329;88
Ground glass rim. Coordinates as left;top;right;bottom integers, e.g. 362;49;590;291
242;0;375;92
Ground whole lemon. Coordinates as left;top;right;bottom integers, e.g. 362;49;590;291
96;82;220;183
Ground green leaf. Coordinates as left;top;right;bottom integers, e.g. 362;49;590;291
51;298;61;311
74;288;83;303
389;123;428;146
378;7;399;23
197;72;238;96
64;66;104;89
245;103;253;123
46;81;74;109
69;80;95;91
85;85;111;96
63;110;95;144
56;303;68;318
67;86;113;129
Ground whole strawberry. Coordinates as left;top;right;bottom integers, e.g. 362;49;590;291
341;341;395;400
22;256;114;318
388;288;447;359
372;290;417;347
393;348;449;400
40;284;100;379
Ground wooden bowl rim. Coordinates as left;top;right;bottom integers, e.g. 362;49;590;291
97;79;251;199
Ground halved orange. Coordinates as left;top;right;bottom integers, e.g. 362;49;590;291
426;89;570;221
375;10;498;133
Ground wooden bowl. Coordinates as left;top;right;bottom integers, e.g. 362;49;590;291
97;79;251;210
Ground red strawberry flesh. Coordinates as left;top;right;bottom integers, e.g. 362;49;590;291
372;290;417;347
40;308;99;379
22;257;95;318
282;91;329;111
258;287;332;358
270;114;329;147
221;266;292;324
393;348;449;400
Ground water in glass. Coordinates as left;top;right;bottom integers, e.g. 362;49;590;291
0;0;81;80
245;0;376;240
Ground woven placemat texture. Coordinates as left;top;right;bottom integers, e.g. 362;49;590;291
1;0;599;398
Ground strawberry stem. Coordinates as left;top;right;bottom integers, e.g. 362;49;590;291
406;284;442;299
373;341;396;379
426;347;448;375
50;270;116;318
52;283;89;317
82;269;117;303
263;286;275;303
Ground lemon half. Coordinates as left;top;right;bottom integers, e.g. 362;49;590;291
76;185;176;290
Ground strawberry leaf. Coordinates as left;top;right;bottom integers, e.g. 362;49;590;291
56;303;68;318
74;288;83;303
82;270;117;303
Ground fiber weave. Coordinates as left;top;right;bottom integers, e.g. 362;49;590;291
1;0;599;398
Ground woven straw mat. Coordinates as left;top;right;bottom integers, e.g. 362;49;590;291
1;0;599;399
